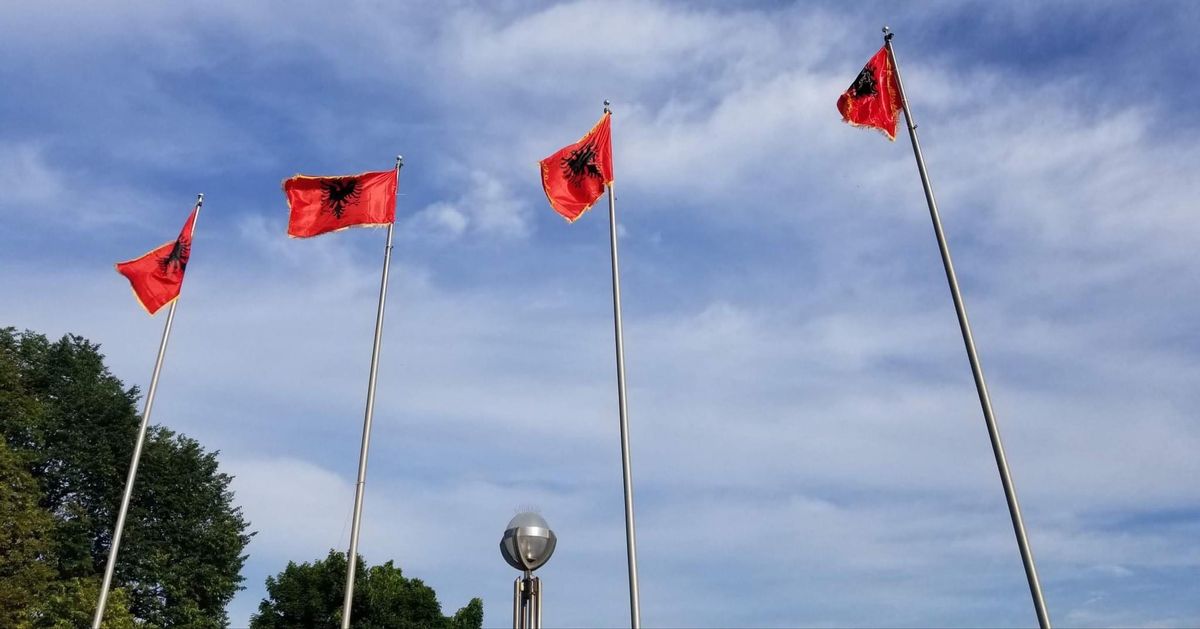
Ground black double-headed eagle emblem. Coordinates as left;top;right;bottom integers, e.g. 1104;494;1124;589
561;142;603;185
320;177;362;219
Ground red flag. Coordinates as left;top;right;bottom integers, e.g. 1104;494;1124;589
283;169;397;238
116;207;198;315
540;112;613;222
837;46;902;140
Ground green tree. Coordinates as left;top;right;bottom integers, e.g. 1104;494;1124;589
0;438;56;623
0;413;136;628
251;550;484;629
26;577;136;629
448;597;484;629
0;327;252;627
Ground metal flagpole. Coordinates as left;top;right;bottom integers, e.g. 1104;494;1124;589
93;193;203;628
883;28;1051;628
340;156;403;628
603;101;643;629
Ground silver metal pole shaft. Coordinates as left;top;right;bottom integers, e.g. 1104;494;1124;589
340;158;402;628
884;29;1051;629
606;178;642;628
513;577;522;629
522;581;529;629
534;576;543;629
92;301;176;627
93;193;203;628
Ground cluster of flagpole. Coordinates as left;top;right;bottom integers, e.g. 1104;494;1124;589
88;27;1054;629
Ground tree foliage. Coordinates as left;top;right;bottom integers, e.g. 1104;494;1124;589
251;550;484;629
0;438;55;623
25;577;136;629
0;327;252;627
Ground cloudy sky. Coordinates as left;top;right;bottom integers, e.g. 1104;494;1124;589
3;1;1199;626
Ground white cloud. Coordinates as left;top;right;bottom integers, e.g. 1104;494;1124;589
0;141;170;229
401;170;531;242
0;143;60;206
404;202;469;241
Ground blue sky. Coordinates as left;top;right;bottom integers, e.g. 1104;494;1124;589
3;1;1199;627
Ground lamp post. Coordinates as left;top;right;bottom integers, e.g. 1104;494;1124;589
500;512;556;629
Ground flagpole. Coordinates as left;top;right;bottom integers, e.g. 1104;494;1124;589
93;193;203;629
603;101;643;629
883;28;1051;628
340;156;402;629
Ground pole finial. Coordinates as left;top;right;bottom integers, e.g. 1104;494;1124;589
196;193;204;205
396;155;404;169
883;25;893;41
604;99;612;114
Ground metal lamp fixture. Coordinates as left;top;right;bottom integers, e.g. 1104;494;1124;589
501;512;557;571
501;512;556;629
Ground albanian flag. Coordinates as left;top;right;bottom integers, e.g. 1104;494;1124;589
540;112;613;222
837;46;902;140
283;169;397;238
116;206;199;315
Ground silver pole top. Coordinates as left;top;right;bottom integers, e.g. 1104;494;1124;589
196;193;204;205
604;99;612;114
396;155;404;168
883;25;893;41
